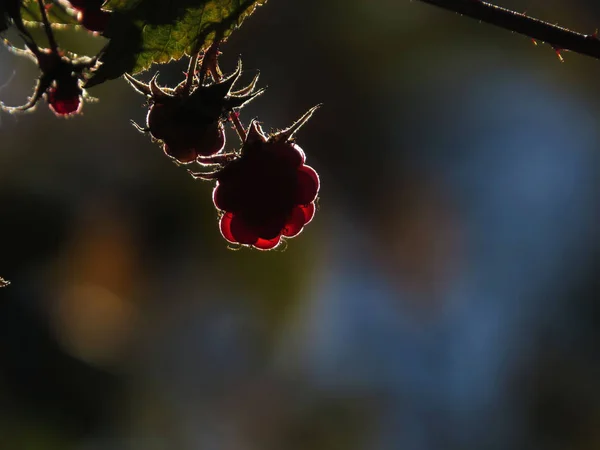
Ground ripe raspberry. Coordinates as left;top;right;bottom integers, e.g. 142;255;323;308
195;106;320;250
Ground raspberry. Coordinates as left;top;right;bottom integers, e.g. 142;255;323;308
2;47;93;116
196;106;320;250
47;79;82;116
126;58;264;164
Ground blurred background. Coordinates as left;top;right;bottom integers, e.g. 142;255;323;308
1;0;600;449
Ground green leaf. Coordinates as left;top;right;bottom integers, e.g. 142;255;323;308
102;0;144;12
20;0;79;27
86;0;267;88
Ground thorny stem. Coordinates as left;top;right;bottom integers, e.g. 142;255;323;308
37;0;59;53
416;0;600;61
229;111;247;142
182;51;200;96
201;42;247;142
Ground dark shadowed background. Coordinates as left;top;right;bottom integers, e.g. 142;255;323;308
1;1;600;449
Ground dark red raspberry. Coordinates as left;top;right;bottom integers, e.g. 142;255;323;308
199;106;320;250
126;58;264;164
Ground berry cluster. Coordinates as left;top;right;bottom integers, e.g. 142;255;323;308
128;44;320;250
1;2;321;251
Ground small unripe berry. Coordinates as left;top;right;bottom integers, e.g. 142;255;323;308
47;78;82;116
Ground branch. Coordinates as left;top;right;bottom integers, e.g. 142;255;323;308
416;0;600;61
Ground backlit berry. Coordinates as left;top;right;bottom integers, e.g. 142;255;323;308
47;78;82;116
126;57;264;164
1;46;95;116
192;105;321;250
0;0;96;117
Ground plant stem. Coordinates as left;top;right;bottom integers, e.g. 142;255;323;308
416;0;600;60
182;51;200;96
37;0;59;52
201;42;247;142
229;111;247;142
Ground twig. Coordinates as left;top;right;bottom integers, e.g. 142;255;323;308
416;0;600;60
182;51;200;96
201;42;247;142
36;0;59;52
229;111;247;142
